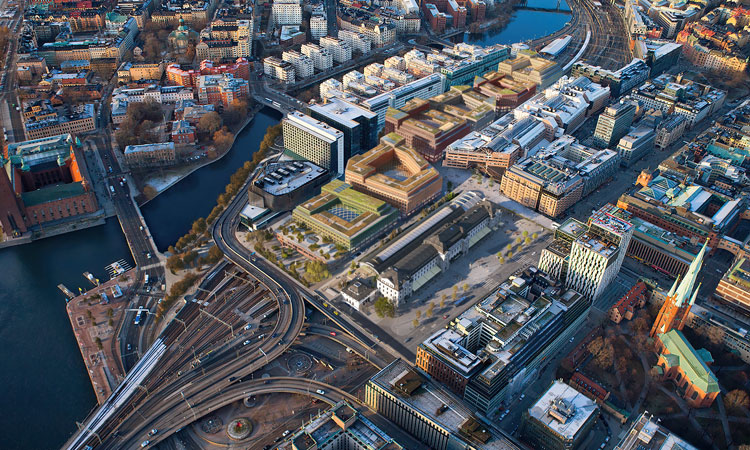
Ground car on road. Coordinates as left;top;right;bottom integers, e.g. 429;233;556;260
127;344;131;351
282;430;290;437
443;315;448;319
329;331;336;336
141;440;150;448
148;429;158;437
316;389;325;394
228;376;237;382
244;324;252;330
243;340;251;345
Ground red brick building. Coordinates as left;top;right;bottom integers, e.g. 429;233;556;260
167;58;251;88
609;281;648;323
655;329;719;408
171;120;197;145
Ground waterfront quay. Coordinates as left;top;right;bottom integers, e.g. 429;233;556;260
65;269;135;404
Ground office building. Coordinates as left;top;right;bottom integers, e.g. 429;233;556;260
565;204;634;301
593;100;637;148
654;114;687;149
715;258;750;314
630;74;726;128
614;412;698;450
415;267;590;415
0;134;99;233
474;72;537;112
496;52;563;90
500;136;620;218
249;161;328;211
627;217;701;279
364;191;500;304
361;73;446;131
123;142;176;168
538;218;587;282
366;359;519;450
292;179;398;250
196;74;249;108
688;301;750;365
616;119;657;166
444;115;550;173
116;61;165;83
521;380;598;450
283;111;344;173
23;102;96;140
570;58;650;97
345;133;443;215
111;84;195;105
282;50;314;79
309;98;379;163
277;402;404;450
384;98;471;162
263;56;295;84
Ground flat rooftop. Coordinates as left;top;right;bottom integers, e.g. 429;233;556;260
369;360;518;450
309;97;377;128
255;161;328;196
527;380;598;440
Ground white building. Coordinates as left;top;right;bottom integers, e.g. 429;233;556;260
301;43;333;71
361;73;445;130
565;205;633;301
320;36;352;63
282;111;345;173
339;29;372;55
282;50;314;79
310;10;327;41
341;279;377;311
263;56;295;84
272;0;302;26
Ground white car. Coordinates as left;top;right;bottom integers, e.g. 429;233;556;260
141;441;150;448
282;430;290;437
316;389;325;395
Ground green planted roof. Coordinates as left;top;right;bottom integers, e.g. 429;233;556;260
659;329;719;394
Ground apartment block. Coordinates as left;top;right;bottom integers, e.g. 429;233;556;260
123;142;176;168
319;36;352;63
263;56;295;84
300;43;333;71
196;73;249;107
282;50;314;79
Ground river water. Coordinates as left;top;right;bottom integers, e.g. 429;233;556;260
1;7;571;446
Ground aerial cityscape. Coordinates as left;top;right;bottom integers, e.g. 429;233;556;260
1;0;750;447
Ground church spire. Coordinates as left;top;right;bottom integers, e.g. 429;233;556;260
673;239;708;307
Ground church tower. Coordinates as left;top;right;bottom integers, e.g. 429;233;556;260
649;240;707;337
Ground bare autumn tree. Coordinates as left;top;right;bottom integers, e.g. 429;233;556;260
725;390;750;412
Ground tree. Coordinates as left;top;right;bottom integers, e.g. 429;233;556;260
374;297;395;318
532;232;538;239
191;217;207;235
108;318;114;327
198;111;223;136
95;337;103;351
412;319;420;328
205;245;224;264
507;251;513;258
499;257;505;263
463;283;469;292
166;254;185;273
522;231;529;238
452;285;458;294
107;307;114;318
213;127;235;152
415;310;421;319
440;294;446;308
725;389;750;412
426;308;433;318
351;261;358;270
632;316;649;334
516;237;522;244
525;237;531;245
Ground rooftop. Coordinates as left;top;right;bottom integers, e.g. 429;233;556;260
254;161;328;196
527;380;598;439
659;329;719;394
369;360;518;450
